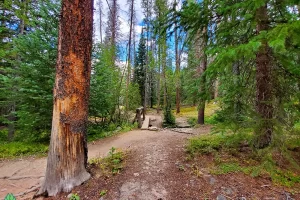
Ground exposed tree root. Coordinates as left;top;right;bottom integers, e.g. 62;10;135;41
170;128;194;135
0;175;44;180
15;185;40;197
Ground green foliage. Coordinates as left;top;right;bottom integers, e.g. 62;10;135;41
0;142;48;159
89;147;125;176
163;106;175;127
133;34;147;105
69;193;80;200
187;132;252;155
99;189;107;197
0;0;59;142
188;132;300;186
127;83;142;111
88;122;137;142
90;44;120;123
4;193;16;200
165;0;300;149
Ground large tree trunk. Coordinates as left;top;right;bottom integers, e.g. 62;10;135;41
38;0;93;196
254;3;273;148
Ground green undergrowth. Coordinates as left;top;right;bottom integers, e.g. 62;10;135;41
89;147;126;176
179;103;220;127
0;141;48;159
87;122;138;142
187;131;300;187
0;122;137;159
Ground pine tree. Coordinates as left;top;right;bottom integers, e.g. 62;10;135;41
134;32;147;105
166;0;300;147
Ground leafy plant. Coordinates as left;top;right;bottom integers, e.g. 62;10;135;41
99;189;107;197
69;193;80;200
4;193;16;200
89;147;125;176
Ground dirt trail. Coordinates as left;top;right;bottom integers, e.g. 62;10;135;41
0;115;174;200
0;113;292;199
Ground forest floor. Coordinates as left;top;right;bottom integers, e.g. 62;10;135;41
0;112;299;200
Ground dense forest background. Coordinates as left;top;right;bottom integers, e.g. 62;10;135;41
0;0;300;155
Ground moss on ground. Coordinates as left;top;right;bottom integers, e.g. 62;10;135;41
187;132;300;187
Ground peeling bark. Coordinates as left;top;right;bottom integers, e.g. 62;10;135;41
37;0;93;196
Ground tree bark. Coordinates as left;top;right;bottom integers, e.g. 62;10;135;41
254;3;273;148
38;0;93;196
195;28;207;125
197;52;207;125
99;0;103;43
125;0;135;111
175;20;180;114
233;61;241;120
156;43;161;113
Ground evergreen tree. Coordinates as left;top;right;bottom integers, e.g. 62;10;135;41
134;33;147;105
166;0;300;147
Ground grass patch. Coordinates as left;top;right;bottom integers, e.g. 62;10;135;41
89;147;126;176
187;133;252;155
87;122;138;142
187;132;300;187
179;102;220;127
0;142;48;159
0;122;137;159
176;102;220;118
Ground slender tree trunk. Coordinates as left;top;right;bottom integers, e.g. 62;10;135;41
233;61;241;120
196;28;207;125
7;103;15;141
197;53;207;125
156;43;161;113
125;0;134;111
255;3;273;148
99;0;103;43
175;22;180;114
38;0;93;196
214;79;218;99
162;41;167;107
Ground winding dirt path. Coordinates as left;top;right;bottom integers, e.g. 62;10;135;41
1;114;294;199
0;115;193;200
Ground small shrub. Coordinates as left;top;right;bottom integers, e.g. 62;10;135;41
89;147;125;176
69;193;80;200
99;189;107;197
187;117;197;127
187;132;300;187
4;193;16;200
163;106;175;127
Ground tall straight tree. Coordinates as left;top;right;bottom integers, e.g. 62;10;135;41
141;0;153;113
196;27;208;125
125;0;136;110
174;1;180;114
98;0;103;43
104;0;120;62
254;2;273;148
38;0;93;196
